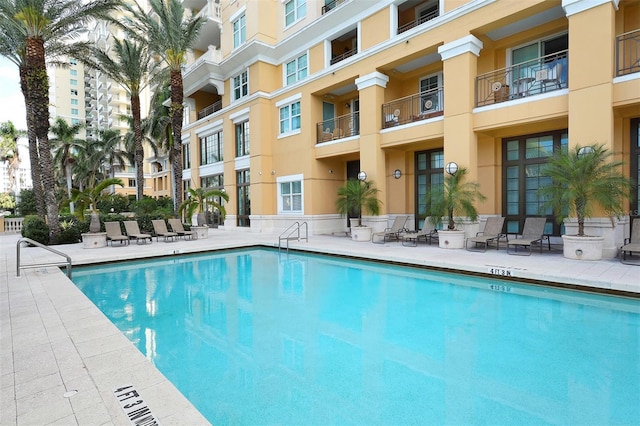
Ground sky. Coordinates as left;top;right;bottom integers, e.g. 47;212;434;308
0;57;27;130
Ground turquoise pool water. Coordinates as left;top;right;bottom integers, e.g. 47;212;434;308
72;248;640;425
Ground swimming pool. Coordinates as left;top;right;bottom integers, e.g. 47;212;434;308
72;248;640;425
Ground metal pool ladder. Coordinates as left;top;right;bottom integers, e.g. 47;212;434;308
17;237;73;278
278;222;308;252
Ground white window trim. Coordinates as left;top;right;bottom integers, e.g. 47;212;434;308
231;8;247;49
232;70;249;102
196;119;224;136
277;93;302;137
283;52;308;86
283;0;306;28
230;107;250;123
277;173;304;214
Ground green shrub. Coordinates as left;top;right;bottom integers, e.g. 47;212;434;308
57;217;81;244
16;189;37;216
97;194;130;214
22;215;49;245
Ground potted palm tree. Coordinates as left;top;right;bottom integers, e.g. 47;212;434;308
541;144;632;260
427;166;486;249
72;178;124;248
335;179;382;241
179;187;229;238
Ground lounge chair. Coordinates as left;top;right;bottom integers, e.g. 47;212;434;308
466;216;506;252
507;217;547;255
372;215;409;244
402;218;438;246
168;218;196;240
123;220;153;244
151;219;178;242
104;221;129;246
620;218;640;265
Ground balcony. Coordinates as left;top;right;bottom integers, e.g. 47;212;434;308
381;87;444;129
330;29;357;66
197;100;222;120
616;28;640;77
317;112;359;144
476;50;568;107
321;0;347;15
397;1;439;35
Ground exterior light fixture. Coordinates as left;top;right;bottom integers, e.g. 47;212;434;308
445;162;458;176
357;171;367;181
393;169;402;179
577;146;594;158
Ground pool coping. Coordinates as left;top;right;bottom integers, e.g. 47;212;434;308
2;230;639;425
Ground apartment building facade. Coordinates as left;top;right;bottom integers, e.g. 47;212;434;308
180;0;639;256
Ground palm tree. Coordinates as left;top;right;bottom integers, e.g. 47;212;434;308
335;179;382;227
92;128;127;192
50;117;84;212
427;167;486;230
87;38;155;200
119;0;205;214
540;144;633;237
179;187;229;226
0;121;26;193
72;177;123;233
1;0;120;243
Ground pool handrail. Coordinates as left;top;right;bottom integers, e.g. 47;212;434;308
16;237;72;278
278;222;308;251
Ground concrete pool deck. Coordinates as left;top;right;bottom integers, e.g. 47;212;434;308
1;229;638;425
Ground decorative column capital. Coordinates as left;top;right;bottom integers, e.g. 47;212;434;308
438;35;483;61
355;72;389;90
562;0;619;17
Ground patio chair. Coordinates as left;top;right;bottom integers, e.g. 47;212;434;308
372;215;409;244
168;218;196;240
620;217;640;265
123;220;153;244
151;219;178;242
402;218;438;247
507;217;547;255
104;221;129;246
466;216;506;252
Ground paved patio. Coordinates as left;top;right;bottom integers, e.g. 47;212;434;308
1;229;638;425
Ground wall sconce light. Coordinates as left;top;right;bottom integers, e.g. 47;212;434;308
329;169;334;174
345;103;350;109
271;170;276;175
357;171;367;181
577;146;594;158
445;162;458;176
393;169;402;179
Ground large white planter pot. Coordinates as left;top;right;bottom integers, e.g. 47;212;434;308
191;226;209;239
438;230;466;249
562;235;604;260
351;226;372;242
82;232;107;249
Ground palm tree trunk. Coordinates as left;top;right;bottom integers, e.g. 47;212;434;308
19;64;45;217
131;94;144;201
170;69;184;216
25;36;60;243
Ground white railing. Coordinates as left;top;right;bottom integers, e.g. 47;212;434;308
2;217;24;233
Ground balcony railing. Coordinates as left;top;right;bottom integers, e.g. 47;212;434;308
397;8;439;34
330;47;357;66
317;112;360;143
321;0;347;15
381;87;444;129
476;50;568;107
616;28;640;77
197;100;222;120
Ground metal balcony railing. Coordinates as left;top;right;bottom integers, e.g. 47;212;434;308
382;87;444;129
397;8;439;34
317;112;359;143
321;0;347;15
476;50;568;107
197;100;222;120
616;28;640;77
330;47;357;65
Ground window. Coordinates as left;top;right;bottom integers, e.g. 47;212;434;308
237;169;250;227
70;69;77;76
71;118;80;125
285;54;308;85
183;143;191;169
70;79;77;86
502;130;568;236
70;89;78;96
233;13;246;48
511;33;568;87
233;71;248;100
419;73;442;113
278;176;303;213
70;99;78;105
285;0;306;26
69;59;77;65
279;101;301;134
235;121;250;157
128;179;136;187
71;108;78;115
200;174;225;226
415;150;443;230
200;131;224;165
